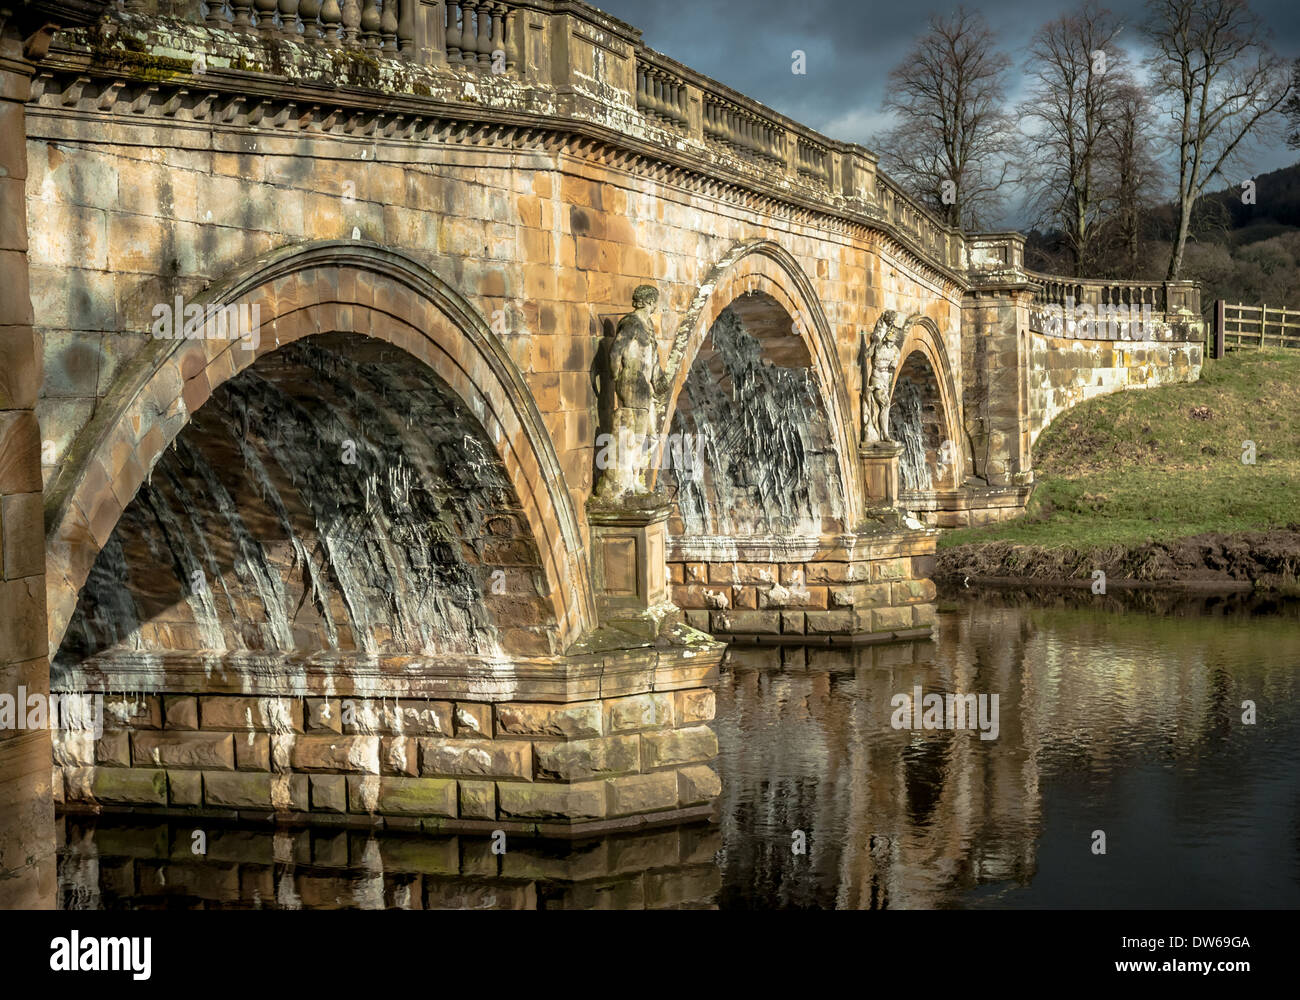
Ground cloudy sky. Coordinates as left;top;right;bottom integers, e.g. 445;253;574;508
593;0;1299;226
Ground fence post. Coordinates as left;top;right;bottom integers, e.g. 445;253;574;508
1213;298;1224;359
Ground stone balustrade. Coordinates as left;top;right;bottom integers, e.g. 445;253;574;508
636;57;688;129
796;135;831;183
702;94;785;163
80;0;964;275
189;0;520;69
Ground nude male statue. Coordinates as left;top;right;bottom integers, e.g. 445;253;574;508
595;284;666;498
859;310;903;445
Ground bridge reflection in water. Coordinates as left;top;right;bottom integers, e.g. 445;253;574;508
58;597;1300;909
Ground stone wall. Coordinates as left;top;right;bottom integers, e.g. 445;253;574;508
669;532;937;641
53;646;721;836
1027;334;1204;447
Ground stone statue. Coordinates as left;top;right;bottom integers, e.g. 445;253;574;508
859;310;903;445
594;284;666;499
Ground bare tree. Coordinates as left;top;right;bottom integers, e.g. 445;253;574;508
1143;0;1291;279
1020;3;1129;276
1100;81;1165;277
1283;59;1300;148
875;6;1016;231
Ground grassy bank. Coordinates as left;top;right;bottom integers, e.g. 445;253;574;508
942;350;1300;553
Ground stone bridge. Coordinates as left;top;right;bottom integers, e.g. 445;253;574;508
0;0;1203;905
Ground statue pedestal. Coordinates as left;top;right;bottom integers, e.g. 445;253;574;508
860;441;904;508
586;496;672;626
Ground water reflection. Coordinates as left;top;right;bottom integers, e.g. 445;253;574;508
59;598;1300;908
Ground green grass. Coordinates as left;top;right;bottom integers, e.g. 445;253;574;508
940;350;1300;550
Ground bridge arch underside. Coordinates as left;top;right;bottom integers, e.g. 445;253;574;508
661;295;847;543
53;333;559;681
45;248;723;833
656;295;938;641
891;349;957;497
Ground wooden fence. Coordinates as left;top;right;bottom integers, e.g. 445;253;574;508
1209;300;1300;357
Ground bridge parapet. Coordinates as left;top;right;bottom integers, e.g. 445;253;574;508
41;1;965;276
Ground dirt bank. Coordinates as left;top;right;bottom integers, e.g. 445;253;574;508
936;528;1300;592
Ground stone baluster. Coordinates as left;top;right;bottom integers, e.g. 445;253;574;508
341;0;361;44
504;6;519;73
382;0;399;49
459;1;478;64
397;0;415;57
475;0;492;66
360;0;381;49
279;0;301;36
299;0;321;38
321;0;342;42
489;3;505;71
230;0;255;30
444;1;461;60
205;1;228;27
254;0;278;34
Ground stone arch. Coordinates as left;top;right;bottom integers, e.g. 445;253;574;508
890;314;964;489
658;239;859;518
44;240;595;656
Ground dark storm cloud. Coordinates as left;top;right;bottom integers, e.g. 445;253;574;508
594;0;1300;220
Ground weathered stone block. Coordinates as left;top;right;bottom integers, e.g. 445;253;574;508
675;690;715;724
167;770;202;806
381;737;418;777
90;766;167;806
891;579;937;603
873;606;915;631
162;696;198;730
290;735;380;774
677;764;722;805
342;699;453;737
133;732;235;771
495;702;602;739
605;692;672;733
419;738;531;779
235;732;270;772
103;695;161;730
498;781;606;821
711;610;780;634
310;774;347;813
607;772;678;816
354;776;457;818
805;611;854;634
200;696;302;732
641;726;718;769
453;702;491;737
873;558;908;582
534;734;640;781
458;780;497;820
305;697;341;733
202;771;272;810
912;603;938;628
781;611;806;634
